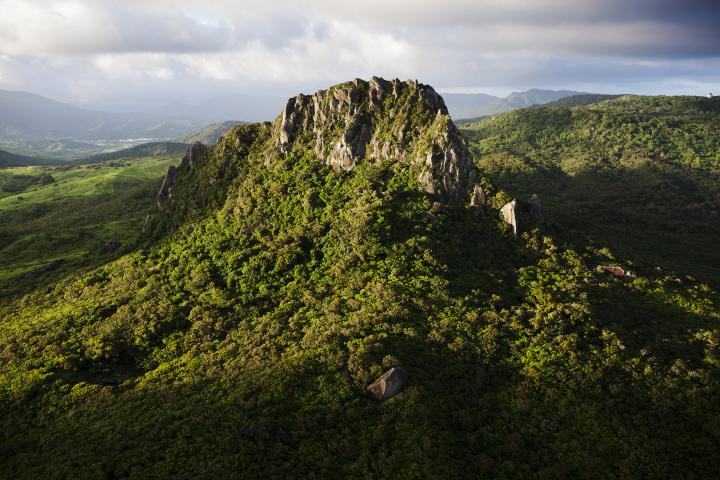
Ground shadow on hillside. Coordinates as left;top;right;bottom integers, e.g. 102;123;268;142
3;316;717;479
488;164;720;285
379;189;520;300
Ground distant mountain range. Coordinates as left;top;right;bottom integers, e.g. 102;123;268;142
442;88;592;119
0;87;609;163
0;89;209;143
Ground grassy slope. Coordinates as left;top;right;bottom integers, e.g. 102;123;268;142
461;95;720;282
176;121;246;145
0;156;173;295
0;97;719;478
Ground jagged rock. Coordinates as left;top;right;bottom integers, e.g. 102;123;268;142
157;142;209;210
367;367;407;401
181;141;209;170
157;165;178;209
500;194;542;237
500;200;520;237
470;184;487;208
274;77;476;203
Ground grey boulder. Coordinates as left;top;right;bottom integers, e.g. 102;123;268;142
367;367;407;401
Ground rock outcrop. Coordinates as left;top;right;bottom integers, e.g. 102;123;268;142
274;77;476;204
596;264;637;280
157;141;209;209
500;200;520;236
500;194;542;237
470;184;487;209
367;367;407;401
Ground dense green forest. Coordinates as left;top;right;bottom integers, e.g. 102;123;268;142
1;86;719;478
461;95;720;281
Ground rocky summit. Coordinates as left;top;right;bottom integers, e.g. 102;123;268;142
274;77;477;203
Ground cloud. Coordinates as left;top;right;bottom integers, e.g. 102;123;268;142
0;0;717;106
0;0;235;55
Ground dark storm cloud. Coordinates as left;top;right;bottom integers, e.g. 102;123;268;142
314;0;720;58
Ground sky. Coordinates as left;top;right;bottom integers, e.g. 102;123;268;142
0;0;718;111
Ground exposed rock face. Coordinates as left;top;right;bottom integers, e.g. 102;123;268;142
367;367;407;401
500;194;542;237
274;77;476;204
157;141;209;209
470;184;487;208
157;165;179;209
182;141;209;169
500;200;519;236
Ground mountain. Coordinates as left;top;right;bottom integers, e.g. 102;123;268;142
440;92;500;119
2;80;720;479
498;88;584;110
443;88;585;119
0;89;207;142
176;120;248;145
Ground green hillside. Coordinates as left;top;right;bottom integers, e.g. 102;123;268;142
461;95;720;281
1;82;719;478
76;142;190;164
0;156;174;296
176;121;246;145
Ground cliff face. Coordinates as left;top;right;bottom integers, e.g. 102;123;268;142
156;78;480;224
274;77;477;203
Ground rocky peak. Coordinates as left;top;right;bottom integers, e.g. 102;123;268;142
274;77;476;204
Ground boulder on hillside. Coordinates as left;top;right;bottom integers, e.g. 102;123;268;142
470;183;487;209
500;194;542;237
367;367;407;401
596;264;637;280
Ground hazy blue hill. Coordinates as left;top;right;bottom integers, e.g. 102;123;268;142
444;88;585;119
440;92;500;119
0;89;206;142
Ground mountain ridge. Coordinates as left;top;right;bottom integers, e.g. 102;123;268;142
0;88;207;143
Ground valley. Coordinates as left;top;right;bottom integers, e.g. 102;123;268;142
0;156;173;296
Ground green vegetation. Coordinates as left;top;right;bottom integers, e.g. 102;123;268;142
461;95;720;281
176;121;246;145
0;156;174;295
1;93;719;478
0;147;52;167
